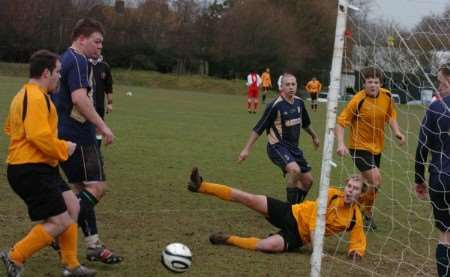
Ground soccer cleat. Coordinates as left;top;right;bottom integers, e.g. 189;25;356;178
0;250;24;277
188;167;203;192
86;245;123;264
363;216;377;231
209;232;230;245
62;265;96;277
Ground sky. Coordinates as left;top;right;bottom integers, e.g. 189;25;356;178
370;0;449;29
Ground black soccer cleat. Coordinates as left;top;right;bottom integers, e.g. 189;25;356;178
363;216;377;231
209;232;230;245
188;167;203;192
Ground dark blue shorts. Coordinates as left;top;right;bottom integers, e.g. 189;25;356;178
267;143;312;174
429;173;450;233
60;144;105;183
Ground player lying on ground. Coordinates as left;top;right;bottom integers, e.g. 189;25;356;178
187;167;366;260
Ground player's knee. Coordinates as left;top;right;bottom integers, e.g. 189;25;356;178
85;181;107;199
257;240;284;253
49;213;74;235
286;165;301;176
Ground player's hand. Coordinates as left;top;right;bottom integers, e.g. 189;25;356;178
396;133;406;145
312;136;320;150
67;142;77;156
238;149;249;163
106;103;113;114
99;125;114;145
415;182;428;200
349;251;362;262
336;144;349;156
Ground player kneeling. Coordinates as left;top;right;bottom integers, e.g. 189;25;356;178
187;168;366;260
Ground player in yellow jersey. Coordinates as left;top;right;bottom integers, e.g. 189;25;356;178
188;167;366;260
305;77;322;111
261;68;272;104
335;67;405;231
0;50;96;276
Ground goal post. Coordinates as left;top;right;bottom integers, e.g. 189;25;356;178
310;1;351;276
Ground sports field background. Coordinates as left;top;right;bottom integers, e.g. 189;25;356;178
0;71;438;276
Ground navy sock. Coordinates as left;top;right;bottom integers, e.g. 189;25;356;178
436;243;450;277
286;188;308;204
77;189;99;237
297;188;308;203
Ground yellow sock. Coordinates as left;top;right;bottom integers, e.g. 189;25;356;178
58;223;80;269
227;236;260;250
199;182;232;201
9;224;53;265
361;190;377;216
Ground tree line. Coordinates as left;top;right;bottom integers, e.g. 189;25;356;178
0;0;337;81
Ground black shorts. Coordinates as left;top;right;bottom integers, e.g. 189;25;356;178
267;143;312;174
310;93;318;100
350;149;381;172
429;174;450;233
266;197;303;251
7;163;69;221
262;86;270;92
60;144;105;183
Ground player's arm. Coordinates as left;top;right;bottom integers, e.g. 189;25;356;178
414;112;432;200
301;103;319;149
387;100;405;145
105;63;113;114
72;88;114;144
239;103;276;162
335;98;358;156
24;96;75;160
348;209;366;260
4;113;11;137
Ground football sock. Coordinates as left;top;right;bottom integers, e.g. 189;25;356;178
247;101;251;111
297;187;308;203
85;234;101;249
77;189;99;237
436;243;450;277
58;223;80;269
254;102;258;112
227;236;260;250
199;182;232;201
9;224;53;265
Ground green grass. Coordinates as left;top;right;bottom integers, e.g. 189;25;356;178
0;75;437;276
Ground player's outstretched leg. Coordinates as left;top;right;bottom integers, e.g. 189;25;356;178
188;167;268;215
209;232;284;253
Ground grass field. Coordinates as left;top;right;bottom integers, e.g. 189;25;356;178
0;74;438;276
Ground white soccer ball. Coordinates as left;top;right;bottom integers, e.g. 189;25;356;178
125;91;133;96
161;243;192;273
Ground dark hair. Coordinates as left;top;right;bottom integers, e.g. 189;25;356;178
71;18;104;41
361;67;384;82
29;50;59;78
439;62;450;77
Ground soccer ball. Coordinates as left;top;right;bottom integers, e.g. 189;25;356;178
125;91;133;96
161;243;192;273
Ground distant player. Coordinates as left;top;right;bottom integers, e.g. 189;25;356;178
336;67;405;231
188;167;366;260
0;50;95;276
414;63;450;277
246;71;262;113
261;68;272;104
89;55;113;149
305;77;322;111
239;73;320;204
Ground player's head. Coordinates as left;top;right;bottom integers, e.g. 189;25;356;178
71;18;104;59
29;49;61;93
343;175;364;204
281;73;297;98
437;62;450;97
361;67;383;97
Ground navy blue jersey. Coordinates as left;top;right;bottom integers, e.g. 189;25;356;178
253;95;311;148
415;96;450;183
52;48;96;144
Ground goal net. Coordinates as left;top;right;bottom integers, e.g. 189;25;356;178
313;1;450;276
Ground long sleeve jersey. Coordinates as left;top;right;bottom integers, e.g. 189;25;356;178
5;83;69;166
291;187;366;256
